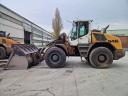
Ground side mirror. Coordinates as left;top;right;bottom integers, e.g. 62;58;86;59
7;33;11;39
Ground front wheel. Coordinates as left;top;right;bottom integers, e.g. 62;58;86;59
45;47;66;68
89;47;113;68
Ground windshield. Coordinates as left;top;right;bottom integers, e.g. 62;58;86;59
70;23;77;40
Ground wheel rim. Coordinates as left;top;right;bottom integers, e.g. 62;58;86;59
98;54;107;63
51;54;59;62
49;51;61;65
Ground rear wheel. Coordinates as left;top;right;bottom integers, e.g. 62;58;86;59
45;47;66;68
89;47;113;68
0;47;6;59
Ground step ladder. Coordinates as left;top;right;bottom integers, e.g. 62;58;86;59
78;44;91;58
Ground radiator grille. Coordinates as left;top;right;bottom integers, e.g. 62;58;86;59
93;34;106;41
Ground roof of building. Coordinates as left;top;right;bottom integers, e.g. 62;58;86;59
107;29;128;36
108;24;128;30
0;4;52;35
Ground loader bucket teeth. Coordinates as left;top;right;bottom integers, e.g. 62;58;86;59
6;44;44;70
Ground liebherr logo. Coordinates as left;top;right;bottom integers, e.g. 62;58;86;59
108;40;118;43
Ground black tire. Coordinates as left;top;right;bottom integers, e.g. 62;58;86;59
45;47;66;68
89;47;113;68
0;47;6;59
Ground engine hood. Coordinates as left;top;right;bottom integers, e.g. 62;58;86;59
92;32;123;49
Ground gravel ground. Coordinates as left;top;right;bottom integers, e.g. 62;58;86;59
0;52;128;96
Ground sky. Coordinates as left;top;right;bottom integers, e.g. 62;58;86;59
0;0;128;33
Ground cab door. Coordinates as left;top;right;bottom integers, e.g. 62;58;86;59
78;22;90;44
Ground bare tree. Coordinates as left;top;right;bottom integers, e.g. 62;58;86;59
52;8;63;39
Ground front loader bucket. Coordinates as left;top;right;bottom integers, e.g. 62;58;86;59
5;44;44;70
7;55;31;70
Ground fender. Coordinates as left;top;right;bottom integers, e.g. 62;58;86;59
87;42;116;56
43;44;68;55
55;44;68;56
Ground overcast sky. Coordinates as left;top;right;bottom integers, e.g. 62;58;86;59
0;0;128;33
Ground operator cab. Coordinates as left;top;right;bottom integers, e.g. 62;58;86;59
0;31;6;37
69;20;92;46
0;31;11;39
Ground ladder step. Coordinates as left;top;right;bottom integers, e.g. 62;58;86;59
78;45;90;47
78;44;91;57
79;47;89;50
78;46;90;50
79;50;88;52
78;44;90;46
80;53;87;57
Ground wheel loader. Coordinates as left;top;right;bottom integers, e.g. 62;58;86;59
43;20;125;68
0;32;19;59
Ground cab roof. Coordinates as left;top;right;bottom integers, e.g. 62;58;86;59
73;20;93;23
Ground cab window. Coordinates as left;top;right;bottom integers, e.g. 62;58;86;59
79;24;88;37
70;24;77;40
79;26;85;36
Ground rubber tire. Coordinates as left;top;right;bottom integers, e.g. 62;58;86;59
45;47;66;68
0;47;6;59
89;47;113;68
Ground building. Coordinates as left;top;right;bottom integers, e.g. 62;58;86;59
107;26;128;48
0;4;53;47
